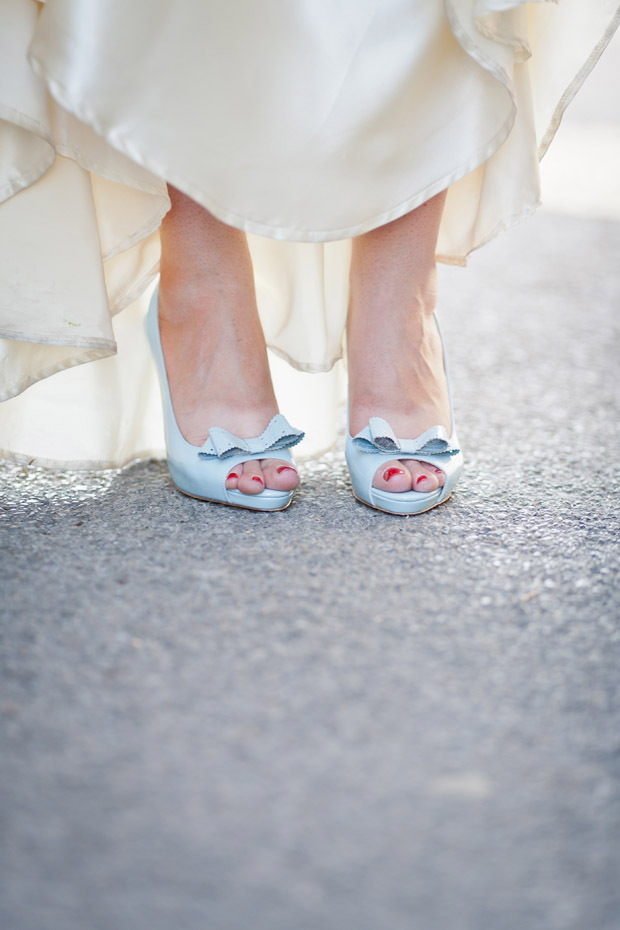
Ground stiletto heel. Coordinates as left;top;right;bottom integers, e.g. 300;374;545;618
146;287;304;511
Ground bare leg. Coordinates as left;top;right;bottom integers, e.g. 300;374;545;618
158;186;299;495
348;191;451;493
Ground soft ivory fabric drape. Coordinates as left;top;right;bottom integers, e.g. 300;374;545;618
1;0;619;466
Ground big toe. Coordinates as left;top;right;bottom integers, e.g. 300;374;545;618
405;460;444;492
261;459;300;491
372;460;413;492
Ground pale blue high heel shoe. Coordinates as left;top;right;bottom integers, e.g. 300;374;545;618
345;316;463;515
146;287;304;511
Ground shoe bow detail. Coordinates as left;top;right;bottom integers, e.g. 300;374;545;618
198;414;305;460
352;417;460;456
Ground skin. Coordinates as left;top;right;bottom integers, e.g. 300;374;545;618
158;185;450;497
347;189;450;494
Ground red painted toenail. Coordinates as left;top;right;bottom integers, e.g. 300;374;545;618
434;468;443;475
228;472;238;480
277;466;297;474
383;467;404;481
416;475;427;485
251;476;264;484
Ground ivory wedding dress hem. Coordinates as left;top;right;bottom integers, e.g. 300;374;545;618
1;0;618;466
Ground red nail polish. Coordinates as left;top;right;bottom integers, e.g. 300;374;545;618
416;475;427;485
251;476;264;484
277;466;297;474
434;468;443;475
228;472;238;480
383;467;404;481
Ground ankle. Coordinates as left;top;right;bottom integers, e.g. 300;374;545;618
158;274;255;325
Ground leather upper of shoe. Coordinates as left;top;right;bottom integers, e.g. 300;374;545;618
351;416;460;457
198;416;304;459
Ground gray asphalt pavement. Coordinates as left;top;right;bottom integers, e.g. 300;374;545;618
1;204;619;930
4;31;620;923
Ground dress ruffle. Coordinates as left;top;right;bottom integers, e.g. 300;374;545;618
1;0;619;465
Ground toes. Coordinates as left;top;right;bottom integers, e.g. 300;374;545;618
236;460;266;495
405;460;441;492
431;465;446;488
225;466;241;490
372;460;444;493
226;460;299;494
372;460;413;492
261;459;300;491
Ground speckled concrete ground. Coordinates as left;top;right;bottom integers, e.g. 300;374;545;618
1;206;619;930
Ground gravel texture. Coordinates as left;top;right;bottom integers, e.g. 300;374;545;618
1;209;619;930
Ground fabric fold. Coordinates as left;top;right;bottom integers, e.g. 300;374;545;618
0;0;618;467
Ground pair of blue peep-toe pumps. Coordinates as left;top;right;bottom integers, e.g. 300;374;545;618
146;289;463;514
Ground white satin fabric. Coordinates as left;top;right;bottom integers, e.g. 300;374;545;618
1;0;619;465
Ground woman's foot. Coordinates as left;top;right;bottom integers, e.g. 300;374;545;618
348;303;451;494
347;193;451;494
159;188;299;496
